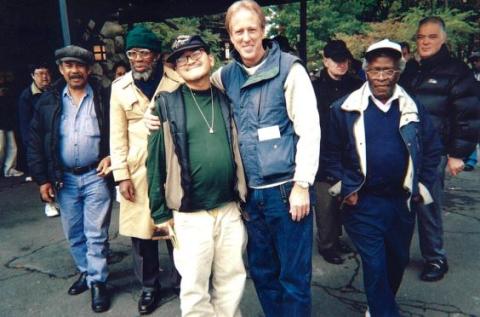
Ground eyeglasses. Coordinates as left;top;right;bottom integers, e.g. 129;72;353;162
366;69;399;78
33;70;50;77
126;49;153;60
176;49;204;67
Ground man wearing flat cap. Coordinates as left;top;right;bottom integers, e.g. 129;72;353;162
147;34;247;317
323;39;442;316
109;25;181;315
28;45;113;313
312;39;362;265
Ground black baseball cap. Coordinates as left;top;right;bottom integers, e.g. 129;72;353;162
323;40;353;62
167;35;210;64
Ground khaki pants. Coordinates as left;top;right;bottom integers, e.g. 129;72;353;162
173;202;247;317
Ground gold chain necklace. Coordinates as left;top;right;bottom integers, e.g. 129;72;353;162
188;86;215;134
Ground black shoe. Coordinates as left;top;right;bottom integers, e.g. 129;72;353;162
68;272;88;295
320;248;344;265
91;282;110;313
138;287;160;315
336;240;353;254
464;164;474;172
420;259;448;282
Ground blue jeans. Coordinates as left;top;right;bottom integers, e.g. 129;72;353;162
57;170;112;286
245;182;313;317
414;156;447;262
343;193;415;317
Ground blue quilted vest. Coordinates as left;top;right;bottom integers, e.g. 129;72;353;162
221;41;300;187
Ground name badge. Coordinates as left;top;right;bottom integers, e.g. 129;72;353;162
258;125;281;141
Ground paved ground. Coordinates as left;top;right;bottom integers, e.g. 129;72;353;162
0;166;479;317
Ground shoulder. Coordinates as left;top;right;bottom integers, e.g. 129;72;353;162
111;71;133;90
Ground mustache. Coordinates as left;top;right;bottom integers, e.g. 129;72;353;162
68;74;83;80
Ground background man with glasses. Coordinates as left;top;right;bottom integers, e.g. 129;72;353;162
109;25;180;315
18;63;60;217
323;39;442;316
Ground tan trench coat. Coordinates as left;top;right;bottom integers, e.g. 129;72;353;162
110;66;182;239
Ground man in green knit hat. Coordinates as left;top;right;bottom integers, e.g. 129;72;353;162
109;25;181;315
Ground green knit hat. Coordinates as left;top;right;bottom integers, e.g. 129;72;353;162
125;26;162;52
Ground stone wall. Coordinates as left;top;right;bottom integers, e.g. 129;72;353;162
91;21;129;88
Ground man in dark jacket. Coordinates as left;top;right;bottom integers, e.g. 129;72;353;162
28;45;113;313
147;35;248;317
324;39;442;317
399;16;480;282
17;63;60;217
312;40;362;265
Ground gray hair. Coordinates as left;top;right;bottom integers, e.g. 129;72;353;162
417;16;447;38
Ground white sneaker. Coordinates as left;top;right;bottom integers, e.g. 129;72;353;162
25;176;33;182
4;169;24;177
45;203;60;217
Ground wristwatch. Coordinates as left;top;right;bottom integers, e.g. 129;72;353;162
296;181;309;189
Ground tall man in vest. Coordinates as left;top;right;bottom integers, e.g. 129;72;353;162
110;26;181;315
143;3;319;314
147;34;248;317
323;39;442;316
212;1;320;316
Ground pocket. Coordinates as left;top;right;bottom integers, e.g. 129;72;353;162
257;134;295;179
83;115;100;137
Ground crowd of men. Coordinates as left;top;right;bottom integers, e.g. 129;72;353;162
1;0;479;316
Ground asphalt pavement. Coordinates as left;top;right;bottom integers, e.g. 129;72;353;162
0;166;479;317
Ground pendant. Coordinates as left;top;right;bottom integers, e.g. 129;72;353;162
209;127;214;134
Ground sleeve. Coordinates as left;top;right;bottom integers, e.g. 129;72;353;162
284;62;320;185
27;98;48;185
447;65;480;158
322;105;344;185
210;67;225;92
17;90;32;144
109;85;131;181
146;102;172;224
418;102;443;190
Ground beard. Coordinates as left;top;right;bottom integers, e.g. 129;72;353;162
131;59;158;81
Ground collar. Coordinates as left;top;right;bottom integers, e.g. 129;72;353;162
31;82;43;95
419;44;450;69
62;84;92;98
341;82;418;115
366;84;401;112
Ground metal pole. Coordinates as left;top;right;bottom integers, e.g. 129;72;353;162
58;0;71;46
299;0;307;63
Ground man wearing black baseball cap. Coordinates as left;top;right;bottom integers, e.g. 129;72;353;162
312;40;362;265
28;44;113;312
147;34;247;317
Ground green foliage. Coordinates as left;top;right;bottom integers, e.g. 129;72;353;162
268;0;479;70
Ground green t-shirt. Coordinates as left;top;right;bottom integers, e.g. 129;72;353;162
182;85;235;211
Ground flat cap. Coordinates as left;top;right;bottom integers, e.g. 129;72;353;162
55;45;94;65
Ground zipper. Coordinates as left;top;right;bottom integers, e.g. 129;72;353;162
341;112;365;207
